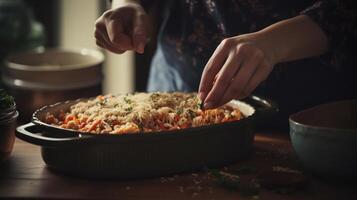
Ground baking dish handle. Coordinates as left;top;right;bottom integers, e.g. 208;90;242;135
243;95;279;129
16;122;89;146
250;95;279;117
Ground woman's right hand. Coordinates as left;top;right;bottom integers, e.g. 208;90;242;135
94;2;147;54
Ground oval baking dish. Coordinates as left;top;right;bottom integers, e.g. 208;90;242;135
16;95;276;179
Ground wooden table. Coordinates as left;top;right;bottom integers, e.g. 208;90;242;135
0;132;356;200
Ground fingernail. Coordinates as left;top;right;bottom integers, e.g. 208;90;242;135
204;102;213;109
137;43;145;54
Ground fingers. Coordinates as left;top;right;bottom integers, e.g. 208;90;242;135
132;14;147;54
95;5;148;54
198;39;232;102
200;40;272;109
95;9;138;53
240;60;272;97
106;18;134;50
217;51;262;106
96;39;125;54
95;24;125;54
203;50;243;108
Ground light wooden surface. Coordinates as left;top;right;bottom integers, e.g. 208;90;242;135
0;133;356;200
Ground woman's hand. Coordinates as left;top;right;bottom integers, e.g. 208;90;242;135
198;15;328;109
198;33;276;109
94;2;148;54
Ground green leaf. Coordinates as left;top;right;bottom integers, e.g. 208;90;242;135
0;89;15;109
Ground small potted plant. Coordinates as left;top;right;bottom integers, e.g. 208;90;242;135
0;89;18;162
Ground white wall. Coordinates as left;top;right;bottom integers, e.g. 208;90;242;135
59;0;134;94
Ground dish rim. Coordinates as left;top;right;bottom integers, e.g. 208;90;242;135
32;96;257;137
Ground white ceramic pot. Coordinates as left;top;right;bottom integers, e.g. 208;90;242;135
2;48;104;122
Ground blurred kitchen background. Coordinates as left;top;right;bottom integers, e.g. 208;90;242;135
0;0;155;121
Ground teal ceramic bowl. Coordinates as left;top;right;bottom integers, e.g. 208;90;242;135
289;99;357;179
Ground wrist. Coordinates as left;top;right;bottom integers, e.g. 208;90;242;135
254;15;329;64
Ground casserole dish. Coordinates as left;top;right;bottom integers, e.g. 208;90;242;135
16;95;276;179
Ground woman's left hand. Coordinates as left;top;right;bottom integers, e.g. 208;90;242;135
198;33;276;109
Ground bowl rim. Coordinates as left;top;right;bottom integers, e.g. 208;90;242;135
5;48;104;72
0;111;18;125
289;99;357;133
31;95;258;137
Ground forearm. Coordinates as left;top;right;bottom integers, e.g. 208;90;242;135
256;15;329;64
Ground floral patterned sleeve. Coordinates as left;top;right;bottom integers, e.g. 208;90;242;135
300;0;356;66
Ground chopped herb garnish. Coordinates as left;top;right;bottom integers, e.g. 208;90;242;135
176;107;184;115
125;106;133;112
209;168;260;197
135;119;144;131
188;109;196;119
124;96;133;104
210;169;240;190
196;97;203;109
199;102;203;110
100;101;106;106
150;93;160;102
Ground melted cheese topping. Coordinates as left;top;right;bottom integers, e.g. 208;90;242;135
45;92;243;134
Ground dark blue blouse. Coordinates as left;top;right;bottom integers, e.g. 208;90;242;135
144;0;356;116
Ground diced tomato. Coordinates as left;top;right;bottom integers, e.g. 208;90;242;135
97;95;104;101
88;119;101;132
64;115;80;124
174;115;180;122
156;120;166;130
79;122;86;129
180;123;190;129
